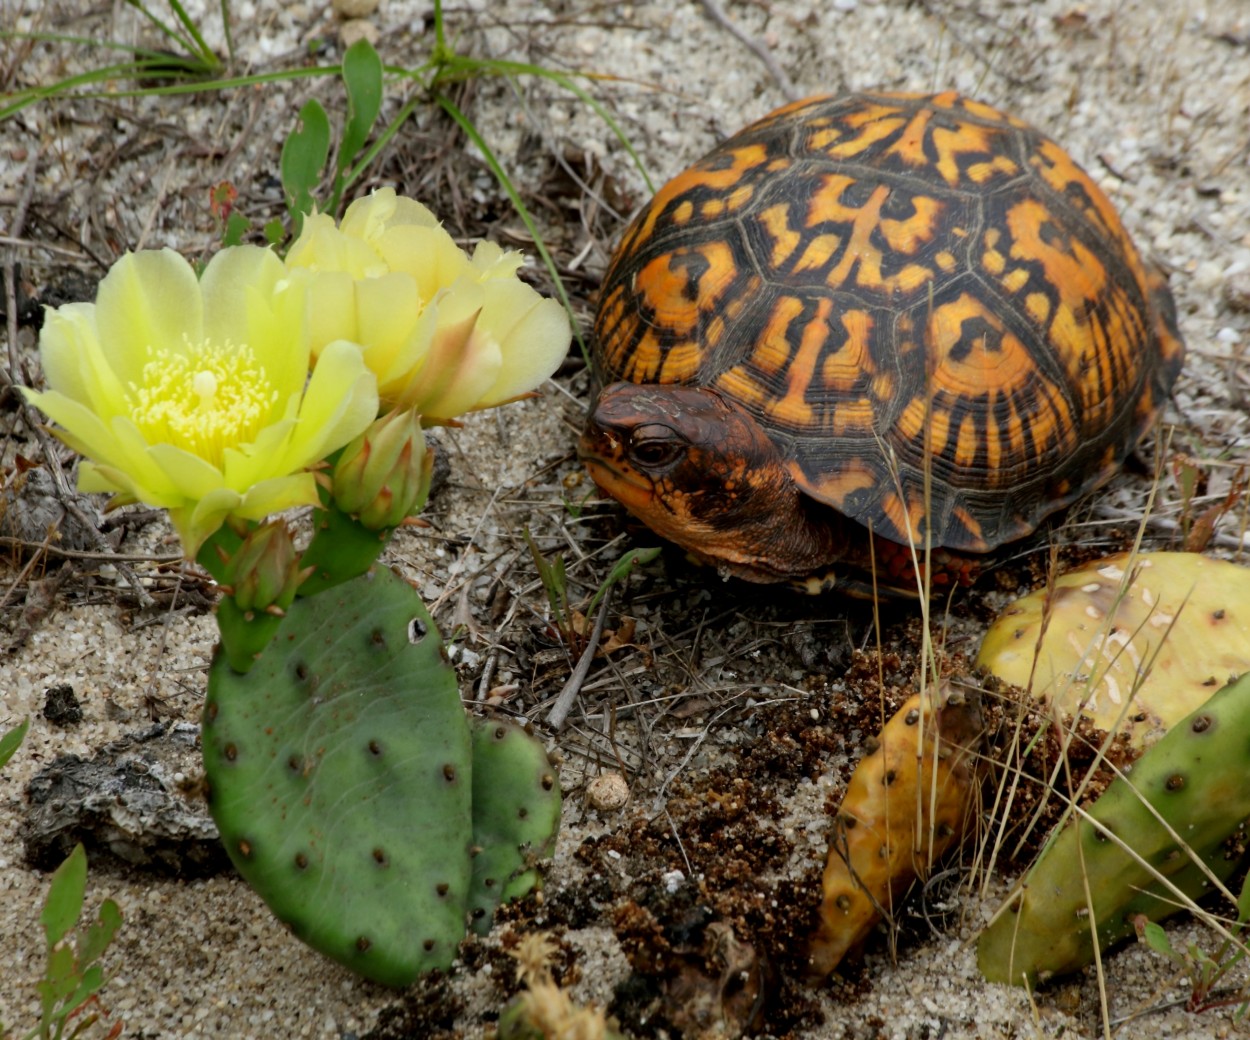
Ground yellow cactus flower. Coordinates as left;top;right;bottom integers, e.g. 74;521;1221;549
23;247;378;557
284;188;571;422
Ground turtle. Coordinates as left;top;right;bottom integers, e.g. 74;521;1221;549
579;91;1184;597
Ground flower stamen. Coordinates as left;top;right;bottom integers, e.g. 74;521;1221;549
131;339;278;469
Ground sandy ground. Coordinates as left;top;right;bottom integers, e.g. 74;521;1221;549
3;0;1250;1037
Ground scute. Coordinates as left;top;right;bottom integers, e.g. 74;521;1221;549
593;90;1184;552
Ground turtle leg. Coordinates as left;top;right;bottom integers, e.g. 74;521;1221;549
805;536;981;598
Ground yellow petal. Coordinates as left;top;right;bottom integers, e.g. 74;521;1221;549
376;305;439;405
469;239;524;279
236;473;321;520
422;336;501;420
94;250;203;381
24;390;167;497
77;461;146;504
171;488;245;558
408;308;499;421
147;442;230;502
38;304;127;419
220;418;298;492
202;247;284;344
375;224;470;299
299;269;360;358
474;282;570;407
340;187;399;241
354;272;422;377
292;211;387;279
285;339;378;467
383;193;442;230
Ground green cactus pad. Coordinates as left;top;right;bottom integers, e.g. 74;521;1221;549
978;552;1250;749
468;719;562;935
978;670;1250;987
202;567;472;987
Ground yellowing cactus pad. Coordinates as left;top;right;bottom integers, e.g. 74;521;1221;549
807;684;985;979
977;552;1250;749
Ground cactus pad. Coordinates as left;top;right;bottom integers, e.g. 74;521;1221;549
978;670;1250;987
978;552;1250;748
468;719;562;935
202;567;472;987
808;683;985;978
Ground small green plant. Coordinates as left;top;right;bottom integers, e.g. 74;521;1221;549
525;529;574;648
1169;454;1247;553
1132;878;1250;1016
525;532;658;655
278;38;382;234
0;724;123;1040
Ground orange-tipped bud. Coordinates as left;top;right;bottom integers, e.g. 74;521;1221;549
332;409;433;530
224;520;305;615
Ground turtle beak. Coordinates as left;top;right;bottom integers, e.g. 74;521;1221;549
578;425;653;503
579;391;660;506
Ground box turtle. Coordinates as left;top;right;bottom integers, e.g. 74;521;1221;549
580;91;1184;596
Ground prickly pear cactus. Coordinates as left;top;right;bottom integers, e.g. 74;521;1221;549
978;670;1250;988
468;719;562;935
202;567;472;987
808;683;985;978
978;552;1250;748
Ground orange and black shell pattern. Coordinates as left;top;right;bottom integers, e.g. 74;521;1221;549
593;91;1184;553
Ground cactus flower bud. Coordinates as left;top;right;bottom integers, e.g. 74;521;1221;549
332;409;433;530
215;519;309;673
225;519;305;615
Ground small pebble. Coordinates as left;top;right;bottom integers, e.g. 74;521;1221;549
1223;268;1250;312
332;0;379;17
339;18;379;48
586;771;630;811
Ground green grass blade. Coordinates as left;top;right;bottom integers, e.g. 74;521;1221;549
0;45;339;123
434;90;588;363
586;546;661;618
340;94;424;190
218;0;235;62
165;0;220;66
0;59;185;121
445;55;654;194
0;718;29;772
122;0;200;64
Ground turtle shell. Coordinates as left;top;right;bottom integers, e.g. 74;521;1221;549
592;91;1184;552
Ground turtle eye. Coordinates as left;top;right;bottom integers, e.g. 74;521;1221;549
628;424;686;469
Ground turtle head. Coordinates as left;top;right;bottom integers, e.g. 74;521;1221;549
579;382;839;584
